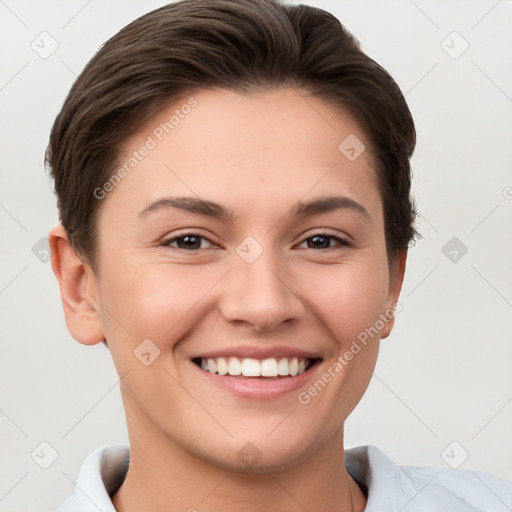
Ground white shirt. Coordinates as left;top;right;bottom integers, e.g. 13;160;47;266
52;444;512;511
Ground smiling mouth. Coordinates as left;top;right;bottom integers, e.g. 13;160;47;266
192;356;321;378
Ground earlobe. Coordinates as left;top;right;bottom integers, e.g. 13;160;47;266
381;249;408;339
49;225;105;345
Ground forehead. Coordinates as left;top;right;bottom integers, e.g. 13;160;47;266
103;87;381;223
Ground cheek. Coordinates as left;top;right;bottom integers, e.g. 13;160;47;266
98;256;225;350
295;256;389;346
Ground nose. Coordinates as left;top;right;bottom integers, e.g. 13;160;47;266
218;247;306;332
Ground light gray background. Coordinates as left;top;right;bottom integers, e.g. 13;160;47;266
1;1;511;510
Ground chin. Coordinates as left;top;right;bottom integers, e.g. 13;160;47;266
196;425;322;473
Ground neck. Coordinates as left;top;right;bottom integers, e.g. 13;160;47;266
112;396;367;512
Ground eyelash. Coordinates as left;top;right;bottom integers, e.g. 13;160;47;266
160;232;351;251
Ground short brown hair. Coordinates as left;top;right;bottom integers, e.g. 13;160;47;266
46;0;417;273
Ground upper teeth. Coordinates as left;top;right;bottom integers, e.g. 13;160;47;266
200;357;308;377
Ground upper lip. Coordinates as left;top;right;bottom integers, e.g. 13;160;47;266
191;345;322;361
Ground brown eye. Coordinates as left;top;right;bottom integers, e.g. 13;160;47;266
161;233;214;251
299;233;350;250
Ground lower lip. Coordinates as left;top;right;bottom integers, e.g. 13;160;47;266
193;361;321;399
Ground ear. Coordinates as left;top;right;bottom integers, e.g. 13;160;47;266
381;249;407;339
49;225;105;345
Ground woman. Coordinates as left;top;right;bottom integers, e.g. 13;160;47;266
47;0;511;510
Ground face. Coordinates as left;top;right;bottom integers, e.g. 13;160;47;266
88;87;403;471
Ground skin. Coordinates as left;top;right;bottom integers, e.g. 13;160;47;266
50;87;406;512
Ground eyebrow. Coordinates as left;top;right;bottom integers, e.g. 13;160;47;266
138;195;370;221
139;196;235;219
